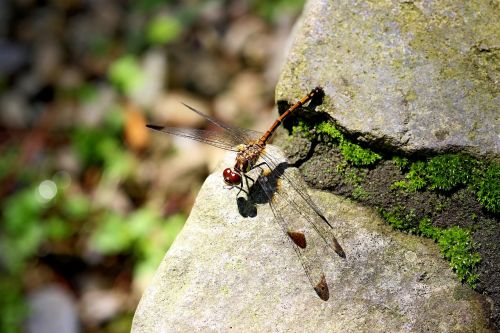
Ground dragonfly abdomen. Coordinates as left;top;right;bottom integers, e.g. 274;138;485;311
258;87;324;145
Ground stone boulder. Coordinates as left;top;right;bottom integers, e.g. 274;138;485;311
276;0;499;158
132;146;491;332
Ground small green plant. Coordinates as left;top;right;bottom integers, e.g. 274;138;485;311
352;186;368;200
391;161;427;191
316;122;381;166
418;217;440;240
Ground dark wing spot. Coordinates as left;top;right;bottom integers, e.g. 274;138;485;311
332;237;346;258
146;124;164;130
287;230;307;249
314;275;329;301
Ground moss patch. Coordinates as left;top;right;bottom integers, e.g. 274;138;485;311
392;154;499;214
276;115;499;325
293;120;381;166
380;210;481;288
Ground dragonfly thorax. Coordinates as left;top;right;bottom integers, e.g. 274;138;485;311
235;143;263;172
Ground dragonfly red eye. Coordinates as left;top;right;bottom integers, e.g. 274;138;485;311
223;168;241;185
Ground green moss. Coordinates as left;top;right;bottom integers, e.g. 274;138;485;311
418;217;440;240
391;161;427;191
391;153;499;214
396;154;476;192
425;154;475;191
288;111;493;288
380;215;481;288
293;121;381;166
475;163;500;213
392;156;410;170
343;169;368;200
352;186;368;200
438;226;481;288
379;206;417;232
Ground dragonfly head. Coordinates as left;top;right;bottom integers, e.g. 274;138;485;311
223;168;241;185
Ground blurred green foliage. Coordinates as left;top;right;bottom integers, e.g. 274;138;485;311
252;0;306;22
0;0;312;331
133;0;174;11
0;276;26;333
108;56;144;95
147;15;183;45
0;93;185;332
91;209;185;280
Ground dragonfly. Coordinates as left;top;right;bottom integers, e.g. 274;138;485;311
147;87;345;301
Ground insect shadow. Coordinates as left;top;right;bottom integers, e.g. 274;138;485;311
236;162;289;218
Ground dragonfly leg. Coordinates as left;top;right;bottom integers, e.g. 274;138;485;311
242;173;255;195
236;179;249;196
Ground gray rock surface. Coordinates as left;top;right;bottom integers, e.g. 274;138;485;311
276;0;499;158
132;146;491;333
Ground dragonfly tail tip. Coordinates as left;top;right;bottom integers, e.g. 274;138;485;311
314;275;329;301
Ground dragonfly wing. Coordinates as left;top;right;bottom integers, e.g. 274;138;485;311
147;125;242;151
180;103;263;144
260;152;345;258
258;173;330;301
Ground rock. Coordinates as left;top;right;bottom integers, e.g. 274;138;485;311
26;285;79;333
133;146;491;332
276;0;499;158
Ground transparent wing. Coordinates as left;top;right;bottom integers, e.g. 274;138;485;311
180;103;263;144
147;103;263;150
258;172;329;301
147;125;241;151
260;151;346;258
